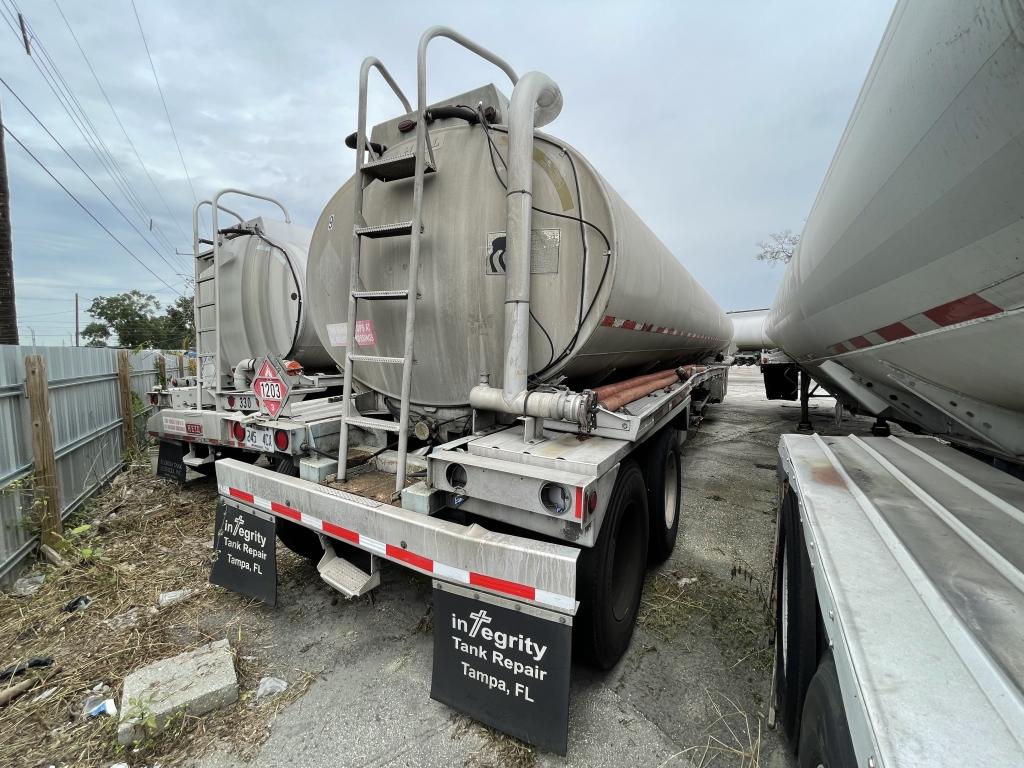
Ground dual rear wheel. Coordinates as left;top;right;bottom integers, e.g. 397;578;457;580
575;426;683;668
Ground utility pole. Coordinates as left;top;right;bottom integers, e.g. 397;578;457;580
74;292;79;346
0;97;18;345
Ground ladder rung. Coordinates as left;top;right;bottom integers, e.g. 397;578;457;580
351;290;410;301
347;354;404;365
361;153;436;182
345;415;402;433
355;221;414;238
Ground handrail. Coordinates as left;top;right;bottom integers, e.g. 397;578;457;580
192;199;244;258
357;57;412;164
416;26;519;166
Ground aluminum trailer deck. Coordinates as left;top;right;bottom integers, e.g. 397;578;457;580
775;433;1024;766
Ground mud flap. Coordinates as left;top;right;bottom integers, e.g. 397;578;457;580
210;501;277;606
430;581;572;755
156;440;186;482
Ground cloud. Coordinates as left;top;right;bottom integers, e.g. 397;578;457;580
1;0;895;341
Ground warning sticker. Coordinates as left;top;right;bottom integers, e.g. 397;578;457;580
163;416;186;435
485;229;560;275
354;319;377;347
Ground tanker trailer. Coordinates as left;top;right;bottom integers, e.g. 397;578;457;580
727;308;772;365
764;3;1024;766
147;189;345;478
210;28;730;753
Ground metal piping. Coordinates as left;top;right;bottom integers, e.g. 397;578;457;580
232;358;256;391
469;384;591;427
502;71;563;401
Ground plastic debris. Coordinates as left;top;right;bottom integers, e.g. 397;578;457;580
63;595;92;613
12;574;44;597
255;676;288;699
157;588;194;609
102;608;142;631
31;686;58;704
84;697;117;718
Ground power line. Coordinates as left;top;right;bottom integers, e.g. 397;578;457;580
131;0;200;234
0;76;189;282
52;0;192;253
0;0;189;272
4;124;182;296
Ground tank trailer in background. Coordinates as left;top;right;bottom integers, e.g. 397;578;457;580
762;2;1024;766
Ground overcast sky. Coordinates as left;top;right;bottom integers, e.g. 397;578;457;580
1;0;895;345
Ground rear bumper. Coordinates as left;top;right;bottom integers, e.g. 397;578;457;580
215;458;579;614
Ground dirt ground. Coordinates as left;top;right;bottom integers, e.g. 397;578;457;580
0;366;886;767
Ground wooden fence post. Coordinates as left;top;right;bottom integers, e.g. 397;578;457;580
25;355;61;547
157;355;166;388
117;349;136;454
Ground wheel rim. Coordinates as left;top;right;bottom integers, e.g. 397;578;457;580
780;545;789;676
610;498;644;622
663;450;679;529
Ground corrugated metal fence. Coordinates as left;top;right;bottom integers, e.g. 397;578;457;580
0;346;184;583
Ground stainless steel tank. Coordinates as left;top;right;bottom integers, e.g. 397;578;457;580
307;85;730;409
768;0;1024;458
728;309;772;352
196;217;333;382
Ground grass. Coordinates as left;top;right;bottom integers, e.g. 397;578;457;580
0;453;316;767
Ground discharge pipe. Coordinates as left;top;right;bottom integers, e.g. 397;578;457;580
502;71;563;401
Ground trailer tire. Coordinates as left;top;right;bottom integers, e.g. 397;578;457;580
575;461;649;669
797;654;857;768
644;428;682;564
271;456;323;561
775;486;818;746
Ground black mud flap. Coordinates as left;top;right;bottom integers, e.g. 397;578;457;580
430;582;572;755
763;363;799;400
156;440;187;482
210;500;277;606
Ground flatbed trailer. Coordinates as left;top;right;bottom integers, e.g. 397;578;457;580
772;433;1024;766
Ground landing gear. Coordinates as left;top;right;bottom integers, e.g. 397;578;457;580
870;417;891;437
797;370;814;433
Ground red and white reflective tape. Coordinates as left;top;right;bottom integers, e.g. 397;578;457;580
827;275;1024;356
601;314;723;343
220;485;575;612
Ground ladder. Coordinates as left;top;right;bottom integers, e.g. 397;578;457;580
338;31;520;495
338;58;427;494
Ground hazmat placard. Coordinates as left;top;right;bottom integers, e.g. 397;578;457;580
430;582;571;754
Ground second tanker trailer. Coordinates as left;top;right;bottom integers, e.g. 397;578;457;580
206;27;730;754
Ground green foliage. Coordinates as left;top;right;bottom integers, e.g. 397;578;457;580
83;290;193;349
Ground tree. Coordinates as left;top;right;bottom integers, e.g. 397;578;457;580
83;290;193;349
756;229;800;265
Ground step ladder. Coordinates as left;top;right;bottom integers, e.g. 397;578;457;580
338;59;430;494
316;546;380;598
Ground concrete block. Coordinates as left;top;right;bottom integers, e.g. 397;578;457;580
401;481;445;515
300;456;337;483
117;639;237;744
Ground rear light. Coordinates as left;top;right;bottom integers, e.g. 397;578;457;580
227;395;235;408
149;393;159;405
170;378;177;387
231;422;245;442
588;489;598;513
274;429;289;451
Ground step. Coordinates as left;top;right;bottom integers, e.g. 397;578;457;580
347;354;405;365
346;415;402;433
361;152;436;182
316;549;380;598
355;221;414;239
351;289;410;301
